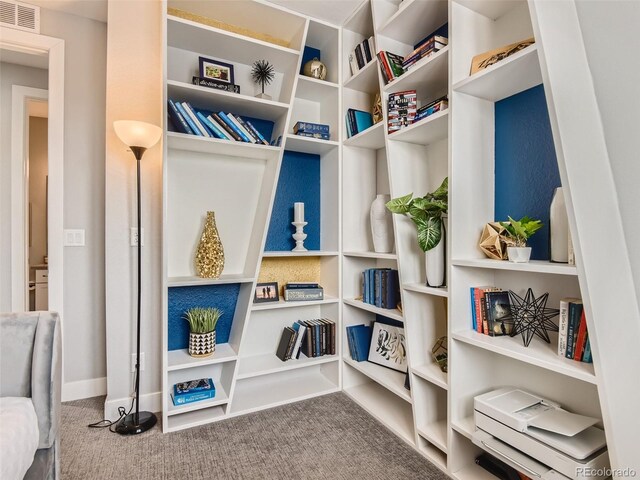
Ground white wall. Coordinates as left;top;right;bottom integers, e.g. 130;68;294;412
0;62;48;309
104;0;163;416
28;116;48;270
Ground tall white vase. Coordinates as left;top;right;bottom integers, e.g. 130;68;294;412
370;194;394;253
550;187;569;263
425;223;445;287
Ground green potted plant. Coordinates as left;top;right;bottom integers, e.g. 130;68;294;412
184;307;222;357
386;177;448;287
500;216;543;263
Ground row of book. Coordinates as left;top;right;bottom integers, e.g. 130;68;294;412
348;36;376;76
345;324;372;362
167;99;270;144
293;121;331;141
388;90;417;134
558;298;593;363
414;95;448;123
470;286;513;337
283;282;324;301
171;377;215;406
276;319;336;361
377;50;404;84
362;268;400;310
402;23;448;71
345;108;373;138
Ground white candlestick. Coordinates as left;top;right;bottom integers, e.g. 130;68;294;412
294;202;304;223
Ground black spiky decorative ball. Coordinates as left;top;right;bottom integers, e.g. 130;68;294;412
251;59;275;95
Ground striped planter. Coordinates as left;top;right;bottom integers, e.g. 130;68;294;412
188;331;216;357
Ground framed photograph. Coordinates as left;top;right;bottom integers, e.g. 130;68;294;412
199;56;234;85
254;282;279;303
368;322;407;373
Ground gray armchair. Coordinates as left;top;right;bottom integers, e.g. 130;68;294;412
0;312;61;480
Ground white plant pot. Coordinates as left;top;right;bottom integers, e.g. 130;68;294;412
425;237;445;287
370;194;394;253
189;331;216;357
507;246;532;263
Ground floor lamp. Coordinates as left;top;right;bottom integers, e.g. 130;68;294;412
113;120;162;435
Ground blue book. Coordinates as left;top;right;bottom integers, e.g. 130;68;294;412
470;287;477;330
172;378;215;405
566;301;583;359
385;270;399;310
218;111;251;142
346;325;356;360
175;102;203;136
168;99;193;134
243;119;270;145
348;109;373;135
196;111;227;140
352;324;373;361
583;335;592;363
294;121;330;135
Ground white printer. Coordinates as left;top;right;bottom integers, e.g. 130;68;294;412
473;387;610;480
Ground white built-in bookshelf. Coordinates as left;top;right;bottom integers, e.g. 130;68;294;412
161;0;609;477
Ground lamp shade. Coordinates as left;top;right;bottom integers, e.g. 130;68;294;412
113;120;162;149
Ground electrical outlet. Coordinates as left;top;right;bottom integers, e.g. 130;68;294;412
130;352;145;372
130;227;144;246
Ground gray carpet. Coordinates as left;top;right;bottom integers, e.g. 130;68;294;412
61;393;450;479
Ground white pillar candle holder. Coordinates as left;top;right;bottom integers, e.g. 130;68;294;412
291;221;308;252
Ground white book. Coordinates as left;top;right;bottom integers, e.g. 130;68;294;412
181;102;211;137
558;298;580;356
348;53;359;76
229;113;258;143
207;115;233;141
368;36;376;57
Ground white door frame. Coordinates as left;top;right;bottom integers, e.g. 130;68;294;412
11;86;48;311
1;27;64;379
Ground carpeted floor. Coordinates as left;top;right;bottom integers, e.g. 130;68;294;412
61;393;450;479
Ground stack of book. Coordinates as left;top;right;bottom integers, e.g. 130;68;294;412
276;319;336;361
361;268;400;309
192;75;240;94
558;298;593;363
402;31;448;71
470;286;513;337
348;36;376;76
377;51;404;84
413;95;448;123
346;324;372;362
283;282;324;301
171;378;215;406
167;99;270;144
387;90;417;134
293;121;330;141
345;108;373;138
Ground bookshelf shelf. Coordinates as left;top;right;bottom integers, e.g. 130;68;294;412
344;357;412;403
388;109;448;146
166;382;229;416
237;353;338;379
165;405;227;432
412;363;448;390
417;419;448;453
295;75;339;99
455;0;523;21
453;464;498;480
343;251;397;260
452;44;541;102
167;275;255;288
452;330;597;384
344;122;385;150
419;442;448;471
343;59;379;94
343;298;404;322
403;283;449;298
167;344;238;371
262;250;339;257
344;382;415;446
166;132;280;160
283;134;340;155
250;296;339;311
451;258;578;276
167;80;289;121
377;0;448;46
383;46;449;94
451;416;474;440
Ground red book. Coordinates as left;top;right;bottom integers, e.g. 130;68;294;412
474;288;485;334
574;309;588;361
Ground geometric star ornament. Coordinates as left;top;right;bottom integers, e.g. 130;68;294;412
507;289;560;347
478;222;515;260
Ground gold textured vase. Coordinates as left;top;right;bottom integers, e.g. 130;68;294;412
195;211;225;278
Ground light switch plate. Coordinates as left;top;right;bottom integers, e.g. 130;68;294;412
63;229;85;246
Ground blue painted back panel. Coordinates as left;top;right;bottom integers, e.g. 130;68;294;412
495;84;560;260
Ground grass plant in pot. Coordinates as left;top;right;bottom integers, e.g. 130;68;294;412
386;177;448;287
500;216;543;263
184;307;222;357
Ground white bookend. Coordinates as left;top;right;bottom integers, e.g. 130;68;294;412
181;102;211;137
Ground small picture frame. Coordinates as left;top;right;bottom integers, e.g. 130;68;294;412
254;282;279;303
199;56;234;85
368;321;407;373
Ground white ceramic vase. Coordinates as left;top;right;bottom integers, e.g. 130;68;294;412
550;187;569;263
425;223;445;287
507;246;532;263
370;194;394;253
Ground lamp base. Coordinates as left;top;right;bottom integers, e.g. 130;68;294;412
115;411;157;435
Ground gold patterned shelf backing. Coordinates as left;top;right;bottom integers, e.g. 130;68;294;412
168;7;291;48
258;257;321;296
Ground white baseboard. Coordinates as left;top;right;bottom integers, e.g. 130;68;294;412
62;376;107;402
104;391;162;421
